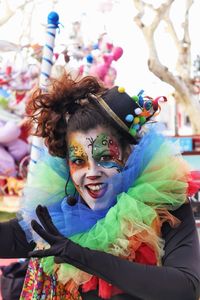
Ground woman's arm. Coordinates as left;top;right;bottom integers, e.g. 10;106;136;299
0;218;35;258
61;205;200;300
30;203;200;300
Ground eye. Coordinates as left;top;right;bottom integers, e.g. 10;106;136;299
100;155;113;162
72;158;85;165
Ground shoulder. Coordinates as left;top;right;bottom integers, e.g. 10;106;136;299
161;202;199;257
172;202;195;220
162;202;196;239
161;202;200;279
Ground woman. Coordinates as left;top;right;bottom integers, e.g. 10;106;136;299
0;73;200;300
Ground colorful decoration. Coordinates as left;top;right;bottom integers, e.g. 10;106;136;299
0;69;36;180
87;42;123;88
93;86;167;140
72;33;123;88
120;88;167;137
0;175;25;196
0;120;29;177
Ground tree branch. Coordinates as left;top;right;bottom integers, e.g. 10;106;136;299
133;0;178;88
133;0;200;133
0;0;32;26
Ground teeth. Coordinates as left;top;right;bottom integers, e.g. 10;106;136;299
88;184;103;191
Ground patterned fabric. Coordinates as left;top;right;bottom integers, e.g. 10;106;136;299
20;258;82;300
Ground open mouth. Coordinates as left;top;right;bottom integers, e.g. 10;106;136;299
85;183;108;199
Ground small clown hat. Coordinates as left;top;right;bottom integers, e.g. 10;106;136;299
91;86;167;142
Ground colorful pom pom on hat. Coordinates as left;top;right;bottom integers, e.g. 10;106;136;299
90;86;167;141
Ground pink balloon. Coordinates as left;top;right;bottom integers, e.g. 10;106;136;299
79;65;84;75
106;42;113;51
89;65;98;77
112;47;123;61
104;67;117;88
103;54;113;66
90;63;108;80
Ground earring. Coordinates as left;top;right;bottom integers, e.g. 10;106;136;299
67;195;77;206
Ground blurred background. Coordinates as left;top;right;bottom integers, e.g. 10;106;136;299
0;0;199;270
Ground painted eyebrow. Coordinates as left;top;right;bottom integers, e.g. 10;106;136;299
94;148;117;154
93;151;117;160
69;155;86;159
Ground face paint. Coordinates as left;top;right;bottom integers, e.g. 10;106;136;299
68;127;124;209
91;133;123;172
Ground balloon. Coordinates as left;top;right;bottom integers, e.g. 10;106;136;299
79;65;84;75
89;64;108;80
112;47;123;61
103;54;113;66
104;66;117;88
86;54;94;64
106;42;113;51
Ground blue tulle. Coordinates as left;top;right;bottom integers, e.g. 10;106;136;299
19;196;110;241
49;198;109;237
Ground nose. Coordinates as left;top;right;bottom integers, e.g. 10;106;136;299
86;160;102;179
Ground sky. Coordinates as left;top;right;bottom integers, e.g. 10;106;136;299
0;0;199;96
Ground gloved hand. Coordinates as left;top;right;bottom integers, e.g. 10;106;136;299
29;205;71;263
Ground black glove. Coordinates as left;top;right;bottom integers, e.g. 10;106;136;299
28;205;71;263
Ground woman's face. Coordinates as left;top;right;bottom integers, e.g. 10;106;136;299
68;126;125;209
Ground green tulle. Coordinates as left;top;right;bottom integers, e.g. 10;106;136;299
41;138;190;285
21;158;75;209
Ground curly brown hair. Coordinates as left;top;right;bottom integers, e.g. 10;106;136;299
26;73;132;158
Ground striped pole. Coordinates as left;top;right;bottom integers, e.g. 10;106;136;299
39;11;59;90
29;12;60;173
